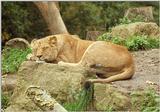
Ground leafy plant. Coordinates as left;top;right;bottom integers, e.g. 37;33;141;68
119;17;133;25
97;33;112;41
98;33;159;51
2;48;32;74
147;38;160;49
125;35;150;51
111;37;125;45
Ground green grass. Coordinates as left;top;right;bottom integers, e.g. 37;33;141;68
1;93;10;109
63;83;94;111
97;34;160;51
131;88;160;112
2;48;32;74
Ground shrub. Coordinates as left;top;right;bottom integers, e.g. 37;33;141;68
119;17;133;25
97;33;112;41
111;37;125;45
2;48;31;74
125;35;150;51
147;38;160;49
97;33;159;51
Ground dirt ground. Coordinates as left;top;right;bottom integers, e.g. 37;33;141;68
113;48;160;93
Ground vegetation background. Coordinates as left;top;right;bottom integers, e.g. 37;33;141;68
2;1;159;43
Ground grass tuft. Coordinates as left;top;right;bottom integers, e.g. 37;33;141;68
2;48;32;74
64;83;94;111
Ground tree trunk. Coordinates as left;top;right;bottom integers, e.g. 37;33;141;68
34;2;68;35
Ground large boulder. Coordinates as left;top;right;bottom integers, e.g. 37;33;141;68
111;22;160;38
5;61;88;112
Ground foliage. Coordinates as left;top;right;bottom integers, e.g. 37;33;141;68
60;2;130;37
125;35;151;51
2;2;31;38
2;2;159;40
98;33;125;45
1;93;10;109
147;38;160;49
2;2;48;42
2;48;32;74
97;34;160;51
97;33;112;41
60;1;159;38
97;2;130;29
64;83;94;111
119;16;145;25
111;37;125;45
131;88;160;111
125;35;160;51
60;2;103;38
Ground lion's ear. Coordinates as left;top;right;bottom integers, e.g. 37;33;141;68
49;36;57;46
30;39;37;47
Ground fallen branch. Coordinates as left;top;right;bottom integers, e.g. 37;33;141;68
25;85;68;112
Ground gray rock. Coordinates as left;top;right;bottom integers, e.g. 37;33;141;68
5;38;30;50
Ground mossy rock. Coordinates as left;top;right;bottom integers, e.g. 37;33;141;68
94;83;131;111
5;61;88;112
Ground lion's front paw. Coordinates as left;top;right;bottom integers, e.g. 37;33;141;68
27;53;34;60
86;79;94;83
86;79;106;84
26;53;39;61
58;61;66;66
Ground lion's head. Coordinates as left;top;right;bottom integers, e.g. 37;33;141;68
31;35;58;63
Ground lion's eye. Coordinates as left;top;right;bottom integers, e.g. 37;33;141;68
32;48;37;53
43;46;49;50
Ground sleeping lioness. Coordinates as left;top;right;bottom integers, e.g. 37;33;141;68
28;34;135;83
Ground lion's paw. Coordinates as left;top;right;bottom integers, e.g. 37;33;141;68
58;61;66;66
86;79;107;84
26;53;39;61
86;79;94;83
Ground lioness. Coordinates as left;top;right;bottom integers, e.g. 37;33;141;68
28;34;135;83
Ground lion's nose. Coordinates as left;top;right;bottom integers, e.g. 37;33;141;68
37;55;42;58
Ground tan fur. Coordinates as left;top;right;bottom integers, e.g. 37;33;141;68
29;34;135;83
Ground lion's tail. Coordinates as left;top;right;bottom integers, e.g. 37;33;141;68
92;65;135;83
